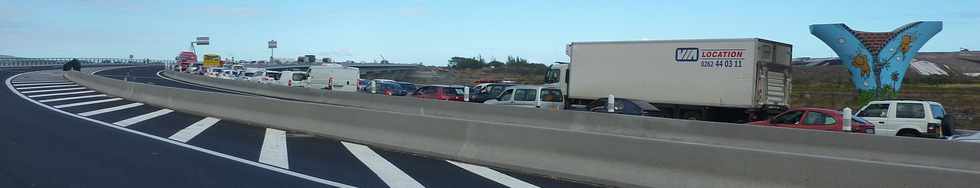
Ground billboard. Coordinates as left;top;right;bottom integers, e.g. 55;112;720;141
810;21;941;104
196;37;210;45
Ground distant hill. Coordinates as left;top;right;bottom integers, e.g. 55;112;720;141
0;55;18;58
793;51;980;77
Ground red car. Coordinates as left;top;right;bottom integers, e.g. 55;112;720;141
749;108;875;134
413;85;467;101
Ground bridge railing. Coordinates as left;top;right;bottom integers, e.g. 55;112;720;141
67;71;980;188
0;58;172;68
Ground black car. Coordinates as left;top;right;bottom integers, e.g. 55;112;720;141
587;98;664;117
396;82;417;96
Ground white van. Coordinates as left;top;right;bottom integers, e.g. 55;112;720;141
308;64;360;92
856;100;950;138
259;71;282;84
275;71;310;87
484;85;563;110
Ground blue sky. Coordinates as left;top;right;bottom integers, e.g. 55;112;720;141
1;0;978;65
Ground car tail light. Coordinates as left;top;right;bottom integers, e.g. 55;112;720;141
927;123;940;134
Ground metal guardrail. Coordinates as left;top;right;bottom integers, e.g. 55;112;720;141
0;58;172;68
70;71;980;187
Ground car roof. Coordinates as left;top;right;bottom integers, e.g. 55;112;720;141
788;108;842;115
504;85;558;90
868;100;941;105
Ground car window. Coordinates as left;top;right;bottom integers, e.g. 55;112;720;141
773;110;804;124
267;72;281;80
514;89;536;101
422;87;436;95
292;73;308;81
803;111;836;125
930;104;945;119
858;103;889;118
540;89;562;102
444;87;465;96
896;103;925;119
498;89;514;101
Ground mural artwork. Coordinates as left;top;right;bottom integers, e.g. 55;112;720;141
810;21;942;104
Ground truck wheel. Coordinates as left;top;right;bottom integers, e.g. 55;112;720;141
683;111;701;120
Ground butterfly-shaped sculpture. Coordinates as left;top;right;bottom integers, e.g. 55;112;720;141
810;21;942;103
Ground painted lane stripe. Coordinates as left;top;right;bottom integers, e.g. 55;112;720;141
259;128;290;169
19;87;86;94
16;84;79;90
342;141;424;188
10;80;68;84
169;117;220;143
113;109;173;127
6;73;353;188
53;98;122;108
12;82;74;87
448;160;540;188
78;103;144;116
27;90;95;98
38;94;108;103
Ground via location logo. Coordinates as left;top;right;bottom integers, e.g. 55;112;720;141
675;48;700;62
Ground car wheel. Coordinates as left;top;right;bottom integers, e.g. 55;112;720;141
897;130;920;137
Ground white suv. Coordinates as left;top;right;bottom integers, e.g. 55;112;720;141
856;100;950;138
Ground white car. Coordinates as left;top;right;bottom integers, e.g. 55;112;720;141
484;85;563;110
856;100;950;138
274;71;310;87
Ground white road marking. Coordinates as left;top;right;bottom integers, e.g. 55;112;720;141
10;80;68;84
20;87;86;94
38;94;107;103
27;90;95;98
342;141;424;188
12;82;74;87
78;103;143;116
6;73;353;188
16;84;79;90
53;98;122;108
113;109;173;127
169;117;220;143
448;160;540;188
259;128;290;169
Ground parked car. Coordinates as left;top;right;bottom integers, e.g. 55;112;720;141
749;108;875;134
396;82;417;96
364;81;407;96
470;83;515;103
856;100;952;138
948;132;980;143
586;98;664;117
259;71;282;84
357;79;370;92
414;85;467;101
483;85;563;109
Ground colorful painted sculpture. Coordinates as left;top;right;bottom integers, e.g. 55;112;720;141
810;21;942;104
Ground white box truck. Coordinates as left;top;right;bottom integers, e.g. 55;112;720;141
545;38;792;123
308;64;360;92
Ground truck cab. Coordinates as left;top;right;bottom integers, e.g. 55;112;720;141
856;100;949;138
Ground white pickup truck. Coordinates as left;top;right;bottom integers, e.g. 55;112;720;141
856;100;952;138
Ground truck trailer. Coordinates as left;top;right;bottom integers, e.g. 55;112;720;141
546;38;792;123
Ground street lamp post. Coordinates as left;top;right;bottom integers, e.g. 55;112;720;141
268;40;277;64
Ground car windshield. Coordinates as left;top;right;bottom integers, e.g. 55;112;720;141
487;85;511;96
382;83;403;90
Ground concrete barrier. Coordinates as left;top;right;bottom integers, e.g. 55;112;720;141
73;72;980;187
164;71;980;172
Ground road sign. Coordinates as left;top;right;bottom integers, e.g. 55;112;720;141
196;37;210;45
268;40;277;48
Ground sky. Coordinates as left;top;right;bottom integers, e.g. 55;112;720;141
1;0;978;65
